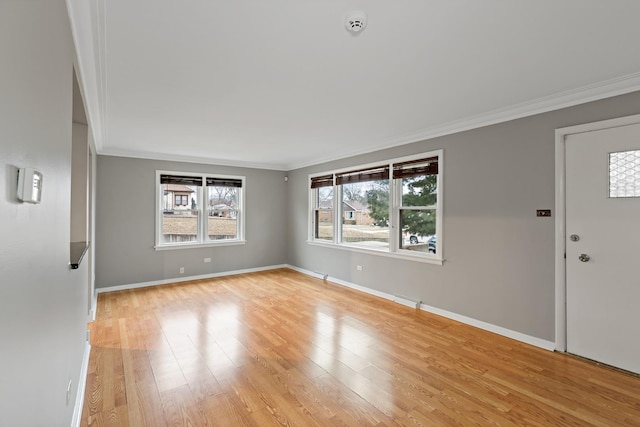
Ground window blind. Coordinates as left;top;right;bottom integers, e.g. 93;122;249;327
392;157;438;179
335;165;390;185
310;174;334;189
160;175;203;186
206;177;243;188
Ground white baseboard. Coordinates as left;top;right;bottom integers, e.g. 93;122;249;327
71;341;91;427
95;264;288;294
287;265;555;352
418;302;555;351
286;265;395;301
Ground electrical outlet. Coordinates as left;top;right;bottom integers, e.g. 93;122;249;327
356;265;363;271
179;267;185;274
204;257;211;263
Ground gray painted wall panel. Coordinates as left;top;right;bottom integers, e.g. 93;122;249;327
287;91;640;342
0;1;89;425
95;156;288;288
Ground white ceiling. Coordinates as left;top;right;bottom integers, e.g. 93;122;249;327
69;0;640;170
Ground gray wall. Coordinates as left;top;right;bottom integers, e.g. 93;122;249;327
0;1;90;425
95;156;288;288
287;91;640;342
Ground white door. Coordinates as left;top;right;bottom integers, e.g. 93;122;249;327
565;122;640;374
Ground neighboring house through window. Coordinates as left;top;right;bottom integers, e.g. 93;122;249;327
170;190;191;207
344;208;355;221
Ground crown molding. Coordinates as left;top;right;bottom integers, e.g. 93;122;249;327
99;148;289;171
286;72;640;171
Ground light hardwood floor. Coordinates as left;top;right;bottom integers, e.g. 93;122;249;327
81;268;640;426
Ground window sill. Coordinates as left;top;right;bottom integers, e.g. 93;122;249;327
155;240;246;251
306;240;444;265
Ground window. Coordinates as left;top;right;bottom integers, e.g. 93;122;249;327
309;150;442;263
174;194;189;206
609;150;640;198
337;166;389;249
206;177;242;240
311;175;334;242
156;171;245;249
395;157;438;254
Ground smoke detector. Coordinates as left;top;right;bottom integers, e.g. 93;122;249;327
345;11;367;33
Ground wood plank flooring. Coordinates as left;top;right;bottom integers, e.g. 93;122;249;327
81;268;640;426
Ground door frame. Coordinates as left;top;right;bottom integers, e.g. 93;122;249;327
554;113;640;352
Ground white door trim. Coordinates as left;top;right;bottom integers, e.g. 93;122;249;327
554;113;640;352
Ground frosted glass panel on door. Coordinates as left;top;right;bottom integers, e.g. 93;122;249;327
609;150;640;198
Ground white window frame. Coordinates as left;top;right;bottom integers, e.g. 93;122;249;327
308;150;443;265
155;170;246;250
311;182;335;243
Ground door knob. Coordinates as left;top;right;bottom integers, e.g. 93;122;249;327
578;254;590;262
